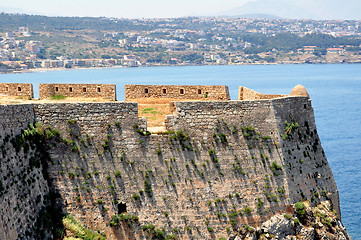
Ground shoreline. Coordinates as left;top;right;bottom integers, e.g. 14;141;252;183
1;61;360;75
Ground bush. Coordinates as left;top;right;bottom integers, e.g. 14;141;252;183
244;206;252;215
114;170;121;177
142;223;155;233
208;149;215;156
71;144;79;152
67;119;77;124
132;193;140;200
166;234;177;240
97;199;103;204
50;94;67;100
284;214;292;219
295;201;306;218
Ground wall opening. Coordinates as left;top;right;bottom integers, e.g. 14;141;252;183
97;87;101;93
18;87;22;92
55;87;59;92
198;89;202;94
144;88;149;94
69;87;73;92
162;88;167;94
83;87;87;92
117;202;127;214
180;88;184;95
5;87;8;92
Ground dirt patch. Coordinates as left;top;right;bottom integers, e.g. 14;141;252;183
138;103;172;128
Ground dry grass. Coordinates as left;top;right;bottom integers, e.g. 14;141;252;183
138;103;172;128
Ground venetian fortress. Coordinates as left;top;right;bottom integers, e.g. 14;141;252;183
0;82;350;239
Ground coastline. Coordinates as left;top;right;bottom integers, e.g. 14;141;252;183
2;60;360;75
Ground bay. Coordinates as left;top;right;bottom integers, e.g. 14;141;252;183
1;64;360;238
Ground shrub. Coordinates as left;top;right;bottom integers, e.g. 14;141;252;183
245;225;254;232
219;133;227;143
132;193;140;200
244;206;252;215
157;149;162;156
50;94;67;100
208;149;215;156
115;122;121;127
295;201;306;218
97;199;103;204
166;234;177;240
67;119;77;124
284;214;292;219
71;144;79;152
68;172;75;178
114;170;121;177
63;214;105;239
144;180;152;196
142;223;155;233
261;135;271;140
207;227;213;232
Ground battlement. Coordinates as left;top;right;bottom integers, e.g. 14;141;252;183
238;86;287;100
39;83;116;100
125;84;230;101
0;83;33;98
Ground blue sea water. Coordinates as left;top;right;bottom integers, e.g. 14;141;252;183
1;64;361;238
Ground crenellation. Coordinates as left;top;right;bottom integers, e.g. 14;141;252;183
125;84;230;101
0;83;33;98
39;83;116;100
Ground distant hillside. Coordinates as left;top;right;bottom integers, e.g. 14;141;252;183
223;13;283;19
0;13;151;32
214;0;361;20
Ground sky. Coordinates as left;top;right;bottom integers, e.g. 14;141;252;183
1;0;360;19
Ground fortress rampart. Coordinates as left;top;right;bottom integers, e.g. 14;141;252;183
0;84;343;240
0;83;33;98
238;86;286;100
39;83;116;100
125;84;230;101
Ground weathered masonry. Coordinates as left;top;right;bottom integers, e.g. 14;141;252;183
125;84;230;100
0;84;346;240
0;83;33;98
238;86;286;100
39;83;116;100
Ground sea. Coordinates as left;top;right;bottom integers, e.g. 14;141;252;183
1;64;360;239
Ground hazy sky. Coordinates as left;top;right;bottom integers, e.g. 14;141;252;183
1;0;360;19
1;0;249;18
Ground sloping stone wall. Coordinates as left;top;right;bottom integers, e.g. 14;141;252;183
0;105;49;240
0;97;342;240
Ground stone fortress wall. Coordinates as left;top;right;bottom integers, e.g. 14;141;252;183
238;86;287;100
125;84;230;101
0;105;49;240
39;83;116;100
0;83;33;98
0;84;341;240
